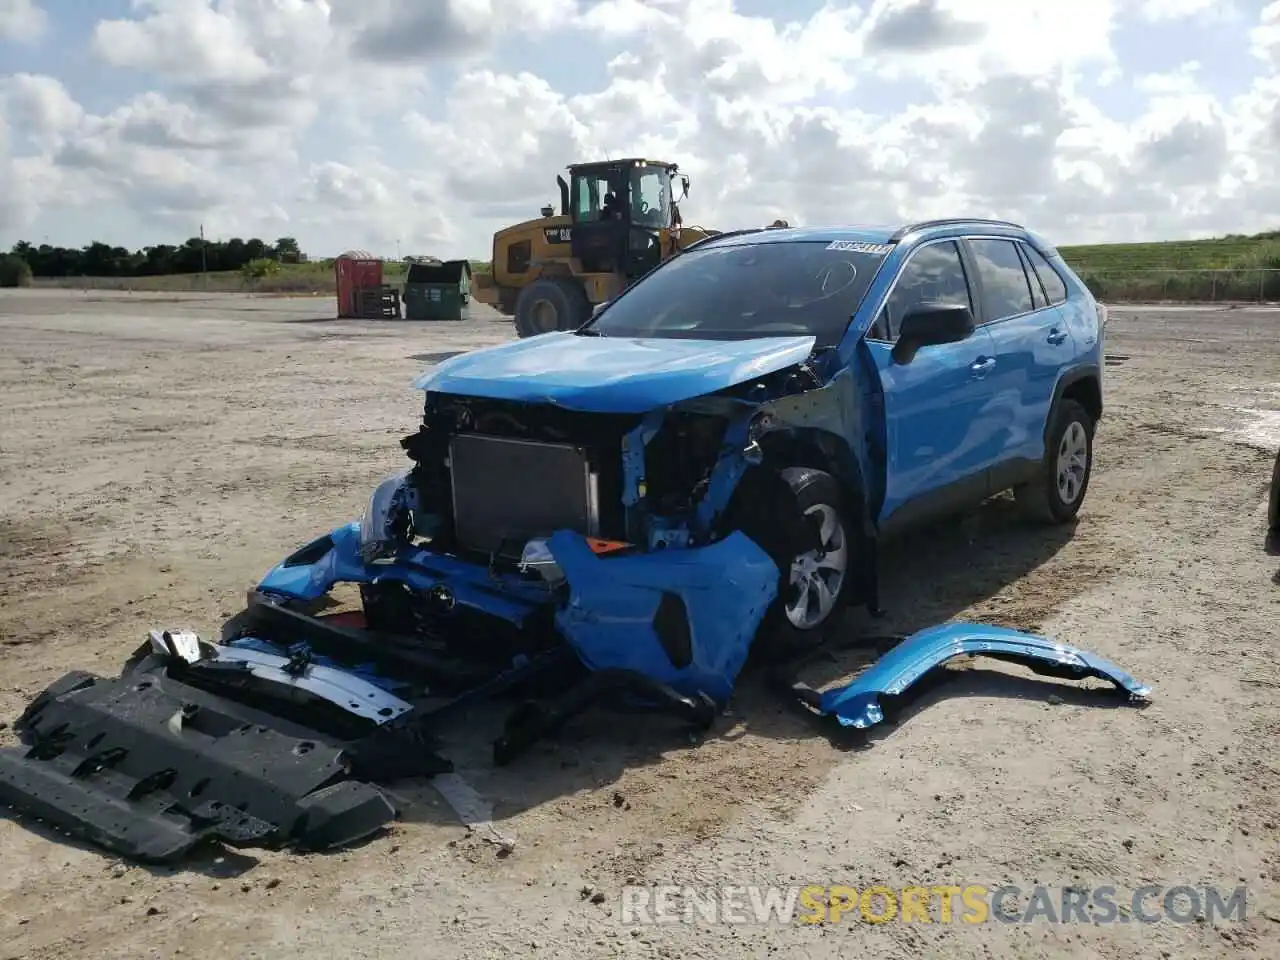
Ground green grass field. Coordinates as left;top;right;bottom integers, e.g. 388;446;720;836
28;233;1280;302
1057;231;1280;301
1058;234;1280;273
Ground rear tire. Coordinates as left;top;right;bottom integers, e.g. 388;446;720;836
1014;397;1095;524
514;277;591;337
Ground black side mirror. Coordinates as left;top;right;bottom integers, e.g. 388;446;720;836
891;303;975;364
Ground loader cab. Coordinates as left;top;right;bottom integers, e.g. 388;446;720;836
566;159;684;281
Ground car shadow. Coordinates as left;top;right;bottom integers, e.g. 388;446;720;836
390;494;1104;829
0;808;263;879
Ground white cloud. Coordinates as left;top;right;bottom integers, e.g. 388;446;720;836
0;0;45;43
1137;0;1238;22
1;0;1279;254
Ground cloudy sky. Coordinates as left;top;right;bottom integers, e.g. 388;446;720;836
1;0;1278;259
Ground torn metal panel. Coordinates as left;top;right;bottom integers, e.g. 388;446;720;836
258;522;553;623
691;411;757;535
811;622;1152;729
621;409;663;538
0;664;397;863
140;627;416;723
547;529;778;705
196;644;415;726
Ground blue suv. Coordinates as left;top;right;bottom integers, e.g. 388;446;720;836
255;218;1105;711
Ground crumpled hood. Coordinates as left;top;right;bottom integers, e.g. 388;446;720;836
411;331;817;413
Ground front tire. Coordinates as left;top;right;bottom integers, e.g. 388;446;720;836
1014;397;1095;524
513;277;591;337
754;467;853;659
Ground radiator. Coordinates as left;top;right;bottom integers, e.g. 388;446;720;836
448;433;600;554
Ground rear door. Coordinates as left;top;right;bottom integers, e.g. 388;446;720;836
864;239;1001;526
964;237;1075;469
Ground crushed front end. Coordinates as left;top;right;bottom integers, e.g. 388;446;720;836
250;387;794;761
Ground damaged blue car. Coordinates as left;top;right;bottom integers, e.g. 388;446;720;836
237;218;1115;757
0;220;1151;864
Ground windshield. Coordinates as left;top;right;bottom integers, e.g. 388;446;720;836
583;239;890;345
630;166;669;228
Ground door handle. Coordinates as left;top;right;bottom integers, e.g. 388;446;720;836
970;357;996;374
1047;328;1068;345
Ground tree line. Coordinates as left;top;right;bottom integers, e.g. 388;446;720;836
4;236;306;280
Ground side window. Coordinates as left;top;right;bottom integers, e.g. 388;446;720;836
1021;243;1068;305
875;240;972;341
967;238;1034;321
1017;244;1046;309
573;175;612;219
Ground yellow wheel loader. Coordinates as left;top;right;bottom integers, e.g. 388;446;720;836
488;159;721;337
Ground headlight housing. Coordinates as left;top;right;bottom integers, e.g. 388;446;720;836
358;469;411;564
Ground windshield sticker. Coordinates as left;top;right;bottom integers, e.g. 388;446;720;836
826;240;892;255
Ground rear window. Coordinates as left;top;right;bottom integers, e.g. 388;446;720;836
583;239;891;346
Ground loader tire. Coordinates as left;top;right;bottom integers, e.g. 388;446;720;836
514;277;591;337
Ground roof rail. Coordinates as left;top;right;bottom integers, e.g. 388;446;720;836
889;218;1025;242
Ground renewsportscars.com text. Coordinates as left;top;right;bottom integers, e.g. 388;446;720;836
619;883;1249;926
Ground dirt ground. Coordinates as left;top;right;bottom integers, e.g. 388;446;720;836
0;289;1277;959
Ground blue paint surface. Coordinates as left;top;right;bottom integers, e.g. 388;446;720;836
548;530;778;705
257;523;780;705
412;331;816;413
257;522;552;632
818;622;1152;729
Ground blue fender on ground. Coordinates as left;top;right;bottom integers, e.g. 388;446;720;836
817;622;1152;729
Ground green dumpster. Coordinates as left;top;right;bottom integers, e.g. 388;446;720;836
403;259;472;321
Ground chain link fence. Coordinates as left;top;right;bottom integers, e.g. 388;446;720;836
1077;268;1280;303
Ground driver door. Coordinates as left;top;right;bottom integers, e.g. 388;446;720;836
864;239;1001;528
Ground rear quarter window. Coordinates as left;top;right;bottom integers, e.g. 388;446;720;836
1021;243;1069;305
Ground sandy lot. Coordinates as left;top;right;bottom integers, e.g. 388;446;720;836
0;289;1277;959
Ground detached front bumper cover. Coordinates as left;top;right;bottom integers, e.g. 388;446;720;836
547;528;779;706
257;522;781;709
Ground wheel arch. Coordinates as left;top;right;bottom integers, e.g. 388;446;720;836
750;425;878;608
1051;365;1102;427
757;426;867;508
720;426;877;657
513;274;591;336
